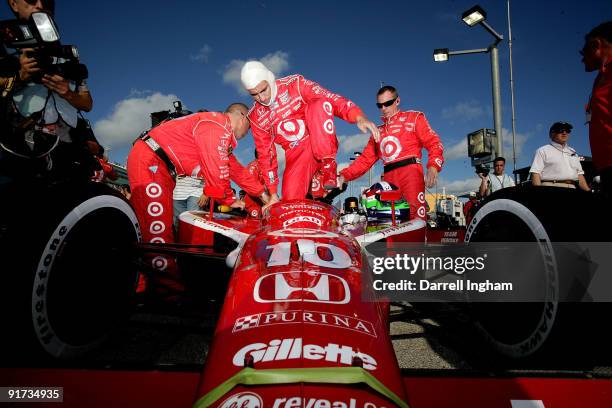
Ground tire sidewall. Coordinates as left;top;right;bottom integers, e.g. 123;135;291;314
31;189;140;358
466;195;560;358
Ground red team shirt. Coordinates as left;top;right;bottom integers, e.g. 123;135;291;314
248;74;364;195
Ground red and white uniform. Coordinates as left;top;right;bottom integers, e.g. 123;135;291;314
248;74;364;199
587;58;612;173
127;112;259;291
240;159;267;218
340;110;444;221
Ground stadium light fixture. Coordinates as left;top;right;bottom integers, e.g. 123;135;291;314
433;5;504;156
462;5;486;27
433;48;449;62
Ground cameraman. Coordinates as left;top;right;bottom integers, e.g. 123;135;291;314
0;0;94;181
4;0;91;110
478;156;515;197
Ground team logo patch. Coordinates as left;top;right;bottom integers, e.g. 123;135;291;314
151;256;168;271
322;101;333;116
145;183;162;198
311;177;321;192
380;136;402;162
147;202;164;217
276;119;306;142
323;119;334;135
149;220;166;234
417;206;426;218
232;338;377;370
254;272;350;304
418;192;425;203
150;237;165;243
233;314;261;331
279;90;290;104
219;392;262;408
233;310;377;337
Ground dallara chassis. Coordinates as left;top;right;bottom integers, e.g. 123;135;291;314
1;178;611;407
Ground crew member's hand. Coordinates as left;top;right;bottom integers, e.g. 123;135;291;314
356;115;380;143
261;192;280;213
42;74;71;96
18;48;40;82
425;167;439;188
260;191;271;204
477;172;486;180
230;200;246;210
198;194;209;208
337;174;345;186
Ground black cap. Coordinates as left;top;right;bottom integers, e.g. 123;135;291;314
549;121;573;133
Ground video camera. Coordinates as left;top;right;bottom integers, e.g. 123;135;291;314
475;163;490;176
150;101;193;127
0;12;87;82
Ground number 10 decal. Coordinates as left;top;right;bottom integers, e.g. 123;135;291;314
266;239;352;269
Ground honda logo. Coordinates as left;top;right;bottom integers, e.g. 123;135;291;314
254;272;351;304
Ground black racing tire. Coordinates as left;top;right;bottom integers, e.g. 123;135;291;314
0;180;141;361
464;186;605;359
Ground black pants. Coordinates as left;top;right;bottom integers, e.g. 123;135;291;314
600;167;612;194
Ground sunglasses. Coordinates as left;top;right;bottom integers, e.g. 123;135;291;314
552;128;571;134
376;97;397;109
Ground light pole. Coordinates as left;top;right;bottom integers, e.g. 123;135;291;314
433;4;504;157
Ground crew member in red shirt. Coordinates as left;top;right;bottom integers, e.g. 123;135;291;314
240;61;379;205
127;103;266;296
582;22;612;193
339;85;444;224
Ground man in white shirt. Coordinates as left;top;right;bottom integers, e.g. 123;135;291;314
478;156;515;197
530;121;590;191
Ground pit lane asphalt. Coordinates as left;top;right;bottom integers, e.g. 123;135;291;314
37;301;608;378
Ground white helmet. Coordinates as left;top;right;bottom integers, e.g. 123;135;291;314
240;61;277;107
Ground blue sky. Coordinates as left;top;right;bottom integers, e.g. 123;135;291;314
4;0;609;198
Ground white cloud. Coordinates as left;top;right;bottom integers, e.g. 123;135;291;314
222;51;290;94
444;127;531;162
441;100;485;121
437;176;481;196
190;44;212;63
94;92;180;150
338;133;370;154
444;139;468;160
501;127;530;161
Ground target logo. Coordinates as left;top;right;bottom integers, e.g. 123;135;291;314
418;192;425;204
150;237;165;243
322;101;333;116
151;256;168;271
145;183;162;198
276;119;305;142
311;177;321;192
417;206;427;218
149;220;166;234
380;136;402;162
323;119;335;135
147;202;164;217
